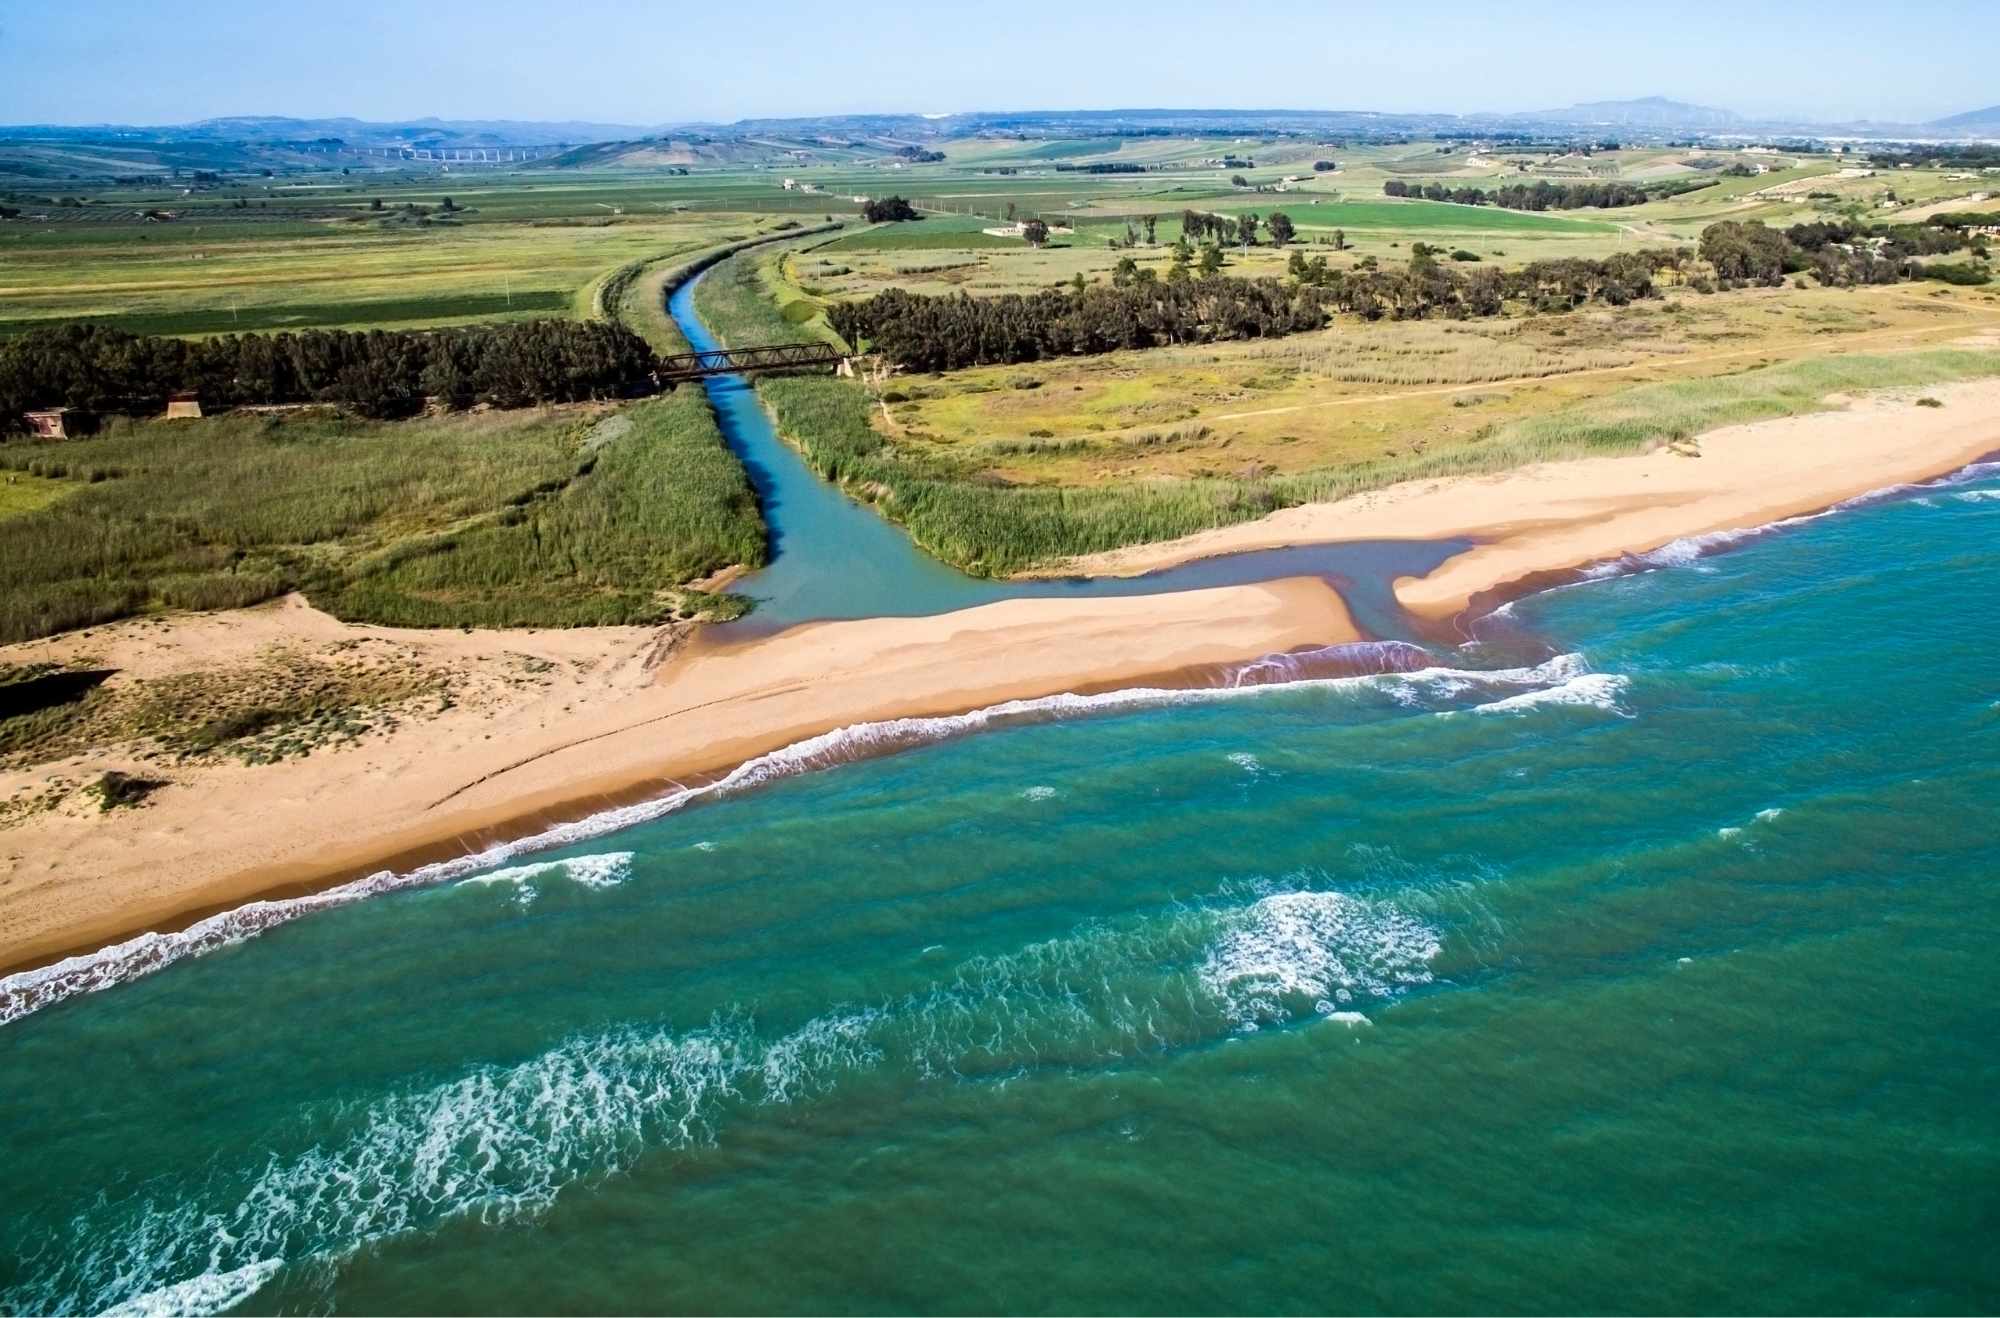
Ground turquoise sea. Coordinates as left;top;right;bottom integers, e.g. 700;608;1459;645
2;293;1998;1313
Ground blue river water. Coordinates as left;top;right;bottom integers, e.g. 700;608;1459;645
2;318;1998;1312
672;270;1468;636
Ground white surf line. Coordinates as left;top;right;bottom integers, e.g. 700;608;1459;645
0;652;1599;1028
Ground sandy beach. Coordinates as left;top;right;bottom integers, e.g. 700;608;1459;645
1065;379;2000;618
0;578;1354;974
4;381;1999;975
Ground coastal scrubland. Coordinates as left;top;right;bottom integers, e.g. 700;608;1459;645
701;233;2000;573
6;140;1997;600
0;390;761;643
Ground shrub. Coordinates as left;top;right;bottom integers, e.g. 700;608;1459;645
88;771;165;812
1920;262;1992;286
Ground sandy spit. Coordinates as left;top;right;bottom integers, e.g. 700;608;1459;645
6;382;1998;976
1060;380;2000;618
0;578;1354;973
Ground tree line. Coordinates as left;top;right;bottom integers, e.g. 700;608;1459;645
1382;178;1712;211
1287;245;1688;320
1699;218;1985;288
827;279;1333;371
1926;211;2000;231
1;319;660;423
829;242;1702;370
1177;208;1300;246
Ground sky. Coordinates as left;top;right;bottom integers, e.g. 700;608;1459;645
2;0;1994;128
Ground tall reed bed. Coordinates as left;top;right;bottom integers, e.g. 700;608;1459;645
0;390;763;642
756;349;2000;576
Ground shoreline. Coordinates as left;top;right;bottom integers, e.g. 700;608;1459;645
0;578;1357;983
5;382;1999;999
1055;379;2000;620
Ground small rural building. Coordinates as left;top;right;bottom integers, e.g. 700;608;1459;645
23;407;86;439
164;392;202;420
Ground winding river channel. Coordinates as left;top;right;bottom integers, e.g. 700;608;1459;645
3;268;1998;1318
670;270;1469;638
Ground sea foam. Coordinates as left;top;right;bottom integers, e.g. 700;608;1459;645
97;1259;284;1318
1198;889;1441;1029
0;646;1578;1028
12;877;1445;1314
456;852;634;892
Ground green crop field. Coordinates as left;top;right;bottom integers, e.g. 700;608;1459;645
820;216;1024;252
0;175;826;339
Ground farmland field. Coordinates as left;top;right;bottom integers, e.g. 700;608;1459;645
5;138;1995;585
0;172;848;337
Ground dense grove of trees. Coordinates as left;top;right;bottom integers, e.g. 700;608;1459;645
862;196;921;222
1700;219;1983;288
0;320;659;422
1289;246;1688;320
830;243;1701;369
1868;146;2000;171
1056;162;1147;174
827;279;1333;371
1180;209;1260;245
1927;211;2000;231
1382;178;1712;210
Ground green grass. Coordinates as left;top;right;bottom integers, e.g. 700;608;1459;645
0;391;764;642
0;290;572;339
822;217;1025;252
0;470;77;520
745;348;2000;576
693;244;848;350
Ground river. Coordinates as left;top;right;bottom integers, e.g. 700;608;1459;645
2;289;1997;1315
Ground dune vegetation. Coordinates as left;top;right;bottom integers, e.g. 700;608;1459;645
698;233;2000;574
0;390;762;642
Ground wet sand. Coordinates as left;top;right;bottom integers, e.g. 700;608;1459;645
1061;380;2000;619
5;382;1998;977
0;579;1355;975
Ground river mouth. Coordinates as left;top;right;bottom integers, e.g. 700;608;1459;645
669;270;1471;641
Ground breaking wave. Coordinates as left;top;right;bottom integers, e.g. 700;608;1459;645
0;647;1598;1028
97;1259;284;1318
1469;671;1631;717
6;872;1453;1315
1199;890;1441;1028
1571;455;2000;587
457;852;634;907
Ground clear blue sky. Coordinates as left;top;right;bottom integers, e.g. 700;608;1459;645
3;0;1993;127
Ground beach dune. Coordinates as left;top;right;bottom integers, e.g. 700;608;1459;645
3;381;1998;975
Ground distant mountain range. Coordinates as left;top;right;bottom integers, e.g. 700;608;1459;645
1510;97;1741;131
1;100;1994;182
0;116;650;149
1929;104;2000;134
